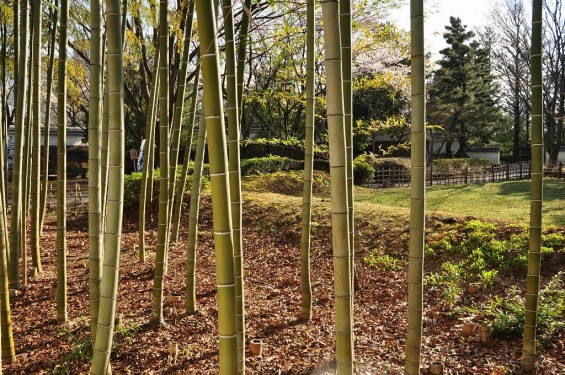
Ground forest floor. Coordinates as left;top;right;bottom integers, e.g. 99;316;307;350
3;172;565;374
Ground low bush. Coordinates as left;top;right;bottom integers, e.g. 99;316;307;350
242;170;331;197
240;156;303;175
356;154;411;170
124;166;209;208
477;273;565;343
353;159;375;185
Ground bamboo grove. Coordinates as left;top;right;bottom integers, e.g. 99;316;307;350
0;0;554;373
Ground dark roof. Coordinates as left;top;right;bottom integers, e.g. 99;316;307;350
7;125;86;135
465;147;500;152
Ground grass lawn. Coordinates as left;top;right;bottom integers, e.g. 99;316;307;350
356;179;565;225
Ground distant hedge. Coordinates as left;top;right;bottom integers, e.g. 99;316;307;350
124;166;209;208
240;156;303;175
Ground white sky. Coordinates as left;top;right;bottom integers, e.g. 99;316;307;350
388;0;495;59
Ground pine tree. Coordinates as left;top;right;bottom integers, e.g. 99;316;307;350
428;17;503;156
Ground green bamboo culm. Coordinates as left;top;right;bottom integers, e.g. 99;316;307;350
39;0;58;234
196;0;238;372
339;0;355;297
300;0;315;322
521;0;543;370
167;0;195;239
404;1;425;373
0;91;15;365
138;45;160;262
101;66;110;226
236;0;252;116
150;0;171;325
30;0;42;273
9;0;30;290
56;0;69;322
170;66;201;243
320;1;354;373
221;1;245;371
185;109;206;315
88;0;104;341
90;0;125;371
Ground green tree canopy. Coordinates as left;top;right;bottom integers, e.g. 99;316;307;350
428;17;505;157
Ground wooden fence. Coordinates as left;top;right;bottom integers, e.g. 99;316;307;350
365;162;564;188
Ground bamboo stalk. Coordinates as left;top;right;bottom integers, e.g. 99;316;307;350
31;0;42;273
170;65;200;243
138;45;160;262
150;0;171;325
39;0;58;234
300;0;315;322
88;0;104;341
521;0;543;370
221;1;245;371
196;0;238;372
56;0;69;323
185;110;206;314
404;1;426;373
320;1;353;372
90;0;125;370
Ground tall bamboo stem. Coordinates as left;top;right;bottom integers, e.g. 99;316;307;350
521;0;543;370
196;0;238;372
404;1;426;373
167;0;195;236
138;46;160;262
185;110;206;314
222;1;245;371
39;0;58;234
170;66;200;243
320;1;353;372
10;0;30;290
88;0;104;341
56;0;69;322
300;0;315;322
90;0;125;370
31;0;42;273
150;0;171;325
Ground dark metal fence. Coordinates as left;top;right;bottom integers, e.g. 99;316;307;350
365;162;565;188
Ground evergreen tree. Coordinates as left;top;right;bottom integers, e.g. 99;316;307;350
428;17;504;156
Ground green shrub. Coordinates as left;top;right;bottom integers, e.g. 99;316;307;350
353;158;375;185
364;250;402;271
356;154;411;170
240;156;303;175
313;159;330;172
123;166;209;208
486;273;565;342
